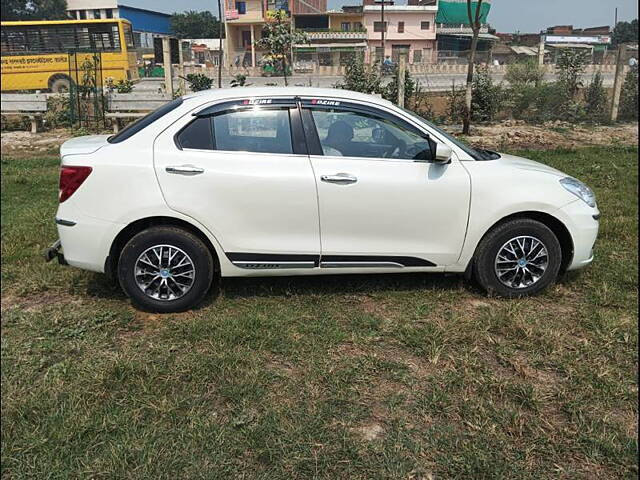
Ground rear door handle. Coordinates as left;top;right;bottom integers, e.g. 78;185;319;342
321;173;357;185
166;165;204;175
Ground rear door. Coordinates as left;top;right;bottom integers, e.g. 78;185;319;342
301;99;471;268
153;98;321;269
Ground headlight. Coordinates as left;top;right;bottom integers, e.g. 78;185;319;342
560;177;596;207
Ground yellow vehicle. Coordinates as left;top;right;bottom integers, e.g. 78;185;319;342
1;18;139;92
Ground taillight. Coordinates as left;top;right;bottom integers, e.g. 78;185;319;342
59;166;92;203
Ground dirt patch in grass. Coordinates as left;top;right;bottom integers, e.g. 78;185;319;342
447;121;639;151
1;129;70;157
0;291;78;313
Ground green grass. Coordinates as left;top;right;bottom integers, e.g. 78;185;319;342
1;146;638;479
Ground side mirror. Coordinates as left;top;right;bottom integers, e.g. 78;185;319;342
434;143;453;164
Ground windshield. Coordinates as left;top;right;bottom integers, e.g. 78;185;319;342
400;108;500;161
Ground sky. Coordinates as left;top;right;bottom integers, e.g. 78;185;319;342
126;0;638;33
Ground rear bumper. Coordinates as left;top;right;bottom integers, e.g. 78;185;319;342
43;239;67;265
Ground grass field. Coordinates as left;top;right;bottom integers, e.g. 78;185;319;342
1;146;638;479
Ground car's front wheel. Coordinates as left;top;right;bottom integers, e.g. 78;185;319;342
118;227;214;313
473;218;562;297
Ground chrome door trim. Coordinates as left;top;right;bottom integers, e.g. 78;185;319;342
320;261;404;269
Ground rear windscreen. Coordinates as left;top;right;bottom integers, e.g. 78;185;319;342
107;97;184;144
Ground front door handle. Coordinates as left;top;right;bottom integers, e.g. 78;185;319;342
166;165;204;175
321;173;357;185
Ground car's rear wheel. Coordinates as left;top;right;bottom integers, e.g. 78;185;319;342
118;227;214;312
473;218;562;297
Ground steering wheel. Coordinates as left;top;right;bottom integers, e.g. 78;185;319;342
384;139;406;158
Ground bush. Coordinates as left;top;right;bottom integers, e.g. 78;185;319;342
114;79;133;93
230;74;250;87
182;73;213;92
584;72;608;122
619;67;638;121
43;95;72;128
446;83;466;124
335;58;382;95
471;65;505;122
505;59;544;87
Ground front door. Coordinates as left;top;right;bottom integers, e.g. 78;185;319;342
154;99;320;268
301;101;471;268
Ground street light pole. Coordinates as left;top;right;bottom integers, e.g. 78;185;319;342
380;0;385;64
217;0;223;88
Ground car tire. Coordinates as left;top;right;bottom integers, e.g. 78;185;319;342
117;226;214;313
473;218;562;297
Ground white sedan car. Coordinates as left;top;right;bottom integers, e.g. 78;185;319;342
45;88;599;312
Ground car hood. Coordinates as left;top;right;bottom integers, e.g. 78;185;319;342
495;153;566;177
60;135;111;157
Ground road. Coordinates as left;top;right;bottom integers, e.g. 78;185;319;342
134;71;616;92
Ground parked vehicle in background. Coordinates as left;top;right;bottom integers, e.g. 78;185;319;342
44;88;600;312
0;19;139;92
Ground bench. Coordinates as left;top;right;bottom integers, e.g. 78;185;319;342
1;93;48;133
106;93;173;133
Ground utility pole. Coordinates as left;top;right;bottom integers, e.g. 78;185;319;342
178;40;186;94
162;36;174;97
217;0;223;88
397;55;405;107
610;43;627;122
538;34;545;67
380;0;385;65
615;7;618;27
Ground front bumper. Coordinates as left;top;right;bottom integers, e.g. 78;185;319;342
557;200;600;271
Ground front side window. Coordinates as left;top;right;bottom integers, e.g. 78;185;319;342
307;108;432;161
421;21;430;30
341;22;350;31
397;21;404;33
212;108;293;154
236;1;247;14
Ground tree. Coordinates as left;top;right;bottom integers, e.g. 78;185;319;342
170;10;222;39
2;0;69;20
462;0;484;135
255;10;307;86
612;19;638;46
584;72;608;122
556;48;589;98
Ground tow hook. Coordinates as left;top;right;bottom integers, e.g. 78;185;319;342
43;240;67;265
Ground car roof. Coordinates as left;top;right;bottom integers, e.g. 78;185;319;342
183;87;394;108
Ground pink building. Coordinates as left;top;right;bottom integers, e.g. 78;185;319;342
363;3;438;64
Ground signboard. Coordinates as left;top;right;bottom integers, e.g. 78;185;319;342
545;35;611;44
225;9;239;20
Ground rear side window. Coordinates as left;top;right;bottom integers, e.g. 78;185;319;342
108;97;183;144
212;108;293;154
176;117;213;150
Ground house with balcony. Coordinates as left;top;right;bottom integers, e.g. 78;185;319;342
292;6;366;70
363;0;438;65
224;0;328;68
435;0;498;62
